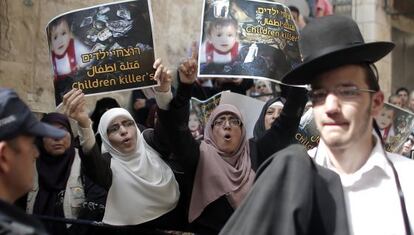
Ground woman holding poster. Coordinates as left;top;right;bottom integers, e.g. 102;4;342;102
62;78;187;231
154;44;306;234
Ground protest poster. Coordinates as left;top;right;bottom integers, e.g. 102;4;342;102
375;103;414;153
46;0;157;106
189;91;227;140
198;0;301;84
295;107;320;150
249;79;279;102
295;103;414;153
220;91;265;139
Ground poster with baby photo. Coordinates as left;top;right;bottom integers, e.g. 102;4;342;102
189;91;227;140
198;0;300;84
46;0;157;107
375;103;414;153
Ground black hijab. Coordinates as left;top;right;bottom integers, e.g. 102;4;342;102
90;97;120;133
33;113;75;234
90;98;120;149
253;96;286;140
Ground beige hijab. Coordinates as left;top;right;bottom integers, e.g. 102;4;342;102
189;104;256;222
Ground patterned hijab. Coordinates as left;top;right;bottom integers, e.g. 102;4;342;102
98;108;179;225
189;104;256;222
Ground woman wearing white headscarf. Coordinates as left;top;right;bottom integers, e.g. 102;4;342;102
62;65;182;231
63;100;179;224
96;108;179;225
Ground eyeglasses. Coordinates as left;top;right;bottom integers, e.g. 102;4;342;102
107;120;135;135
213;117;242;127
309;85;376;105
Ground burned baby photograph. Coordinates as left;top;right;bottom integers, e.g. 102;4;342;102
47;0;156;106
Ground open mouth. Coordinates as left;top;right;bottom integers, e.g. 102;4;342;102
224;134;232;141
122;138;131;144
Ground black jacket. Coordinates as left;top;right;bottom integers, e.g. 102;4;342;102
219;144;350;235
0;199;48;235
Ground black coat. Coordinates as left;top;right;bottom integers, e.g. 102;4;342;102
219;144;350;235
1;199;48;235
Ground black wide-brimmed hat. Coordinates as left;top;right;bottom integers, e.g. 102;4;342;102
282;15;395;85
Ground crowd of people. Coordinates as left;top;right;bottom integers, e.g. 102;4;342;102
0;9;413;235
389;87;414;113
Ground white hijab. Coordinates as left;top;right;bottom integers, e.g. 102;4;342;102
98;108;179;225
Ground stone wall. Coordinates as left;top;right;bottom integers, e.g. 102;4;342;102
0;0;202;113
353;0;393;98
2;0;410;112
391;16;414;93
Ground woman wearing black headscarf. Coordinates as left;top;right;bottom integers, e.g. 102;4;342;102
90;97;121;148
249;85;307;170
25;112;107;235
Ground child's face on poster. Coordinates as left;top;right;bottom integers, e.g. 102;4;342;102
256;81;271;94
209;25;237;53
390;97;402;107
51;20;72;56
189;113;201;131
376;108;394;130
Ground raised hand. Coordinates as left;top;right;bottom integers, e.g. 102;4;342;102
62;88;91;128
153;58;172;93
178;42;198;84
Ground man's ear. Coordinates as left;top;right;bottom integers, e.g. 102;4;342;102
371;91;385;117
0;142;11;174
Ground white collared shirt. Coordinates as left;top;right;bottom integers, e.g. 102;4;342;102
309;134;414;235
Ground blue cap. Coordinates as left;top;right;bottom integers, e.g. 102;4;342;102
0;88;66;141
